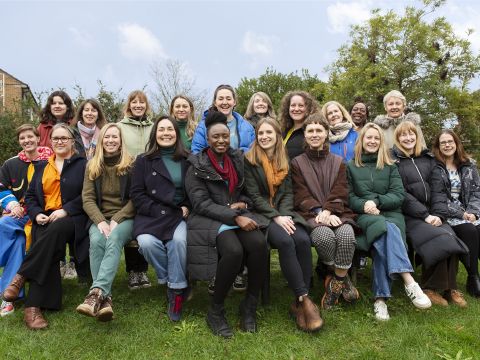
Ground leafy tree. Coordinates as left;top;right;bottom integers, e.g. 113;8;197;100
326;0;480;145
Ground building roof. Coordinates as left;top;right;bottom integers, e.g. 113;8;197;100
0;68;38;106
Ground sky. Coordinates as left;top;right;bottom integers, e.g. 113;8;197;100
2;0;479;105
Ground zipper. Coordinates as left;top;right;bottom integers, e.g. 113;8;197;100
411;158;428;203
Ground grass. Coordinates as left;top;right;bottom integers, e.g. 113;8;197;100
0;252;478;360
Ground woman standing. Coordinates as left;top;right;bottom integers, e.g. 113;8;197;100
131;116;190;322
291;114;359;310
321;100;358;162
244;117;323;332
191;84;255;154
73;99;107;159
186;111;268;337
350;99;369;130
0;125;52;316
76;123;135;322
431;130;480;298
243;92;276;128
346;123;431;321
392;122;468;306
117;90;153;289
279;91;319;160
169;95;197;150
3;124;88;329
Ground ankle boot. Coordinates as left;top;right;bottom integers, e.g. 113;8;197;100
24;307;48;330
466;275;480;297
239;293;258;333
3;274;25;302
289;299;307;331
300;295;324;332
206;303;233;338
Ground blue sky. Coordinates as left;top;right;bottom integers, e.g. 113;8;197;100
2;0;479;104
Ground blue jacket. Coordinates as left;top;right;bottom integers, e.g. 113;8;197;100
330;128;358;162
191;110;255;154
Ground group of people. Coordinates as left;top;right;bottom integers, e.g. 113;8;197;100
0;85;479;339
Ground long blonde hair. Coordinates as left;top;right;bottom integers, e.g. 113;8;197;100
321;100;356;128
354;123;393;169
169;95;198;140
87;123;134;180
245;117;289;171
393;121;423;157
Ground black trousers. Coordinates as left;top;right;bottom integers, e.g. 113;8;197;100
421;255;458;292
124;246;148;273
212;229;268;304
19;217;75;310
452;223;480;276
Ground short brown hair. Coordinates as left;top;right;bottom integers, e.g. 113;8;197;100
16;124;39;139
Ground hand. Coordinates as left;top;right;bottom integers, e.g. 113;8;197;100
463;212;476;222
329;215;343;227
315;210;331;225
364;200;379;215
9;203;24;219
97;221;111;238
234;216;258;231
230;202;247;210
181;206;190;218
425;215;442;227
109;220;118;233
48;209;67;222
35;213;50;226
273;216;296;235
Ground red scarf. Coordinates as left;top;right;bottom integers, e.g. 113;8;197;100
207;148;238;194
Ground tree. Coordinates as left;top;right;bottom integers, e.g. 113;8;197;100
149;59;207;119
235;67;327;115
326;0;480;145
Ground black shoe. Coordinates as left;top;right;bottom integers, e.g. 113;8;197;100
466;275;480;297
206;303;233;338
239;293;258;333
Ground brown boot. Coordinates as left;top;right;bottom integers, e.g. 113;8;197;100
446;290;467;308
24;307;48;330
3;274;25;302
97;296;113;322
289;301;306;331
76;288;103;317
300;295;324;332
423;289;448;307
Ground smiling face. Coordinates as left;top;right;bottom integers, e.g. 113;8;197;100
253;95;268;116
438;133;457;160
305;123;328;150
398;129;417;155
207;123;230;155
102;126;121;155
257;123;277;153
51;127;74;157
50;96;67;120
129;96;147;117
326;104;344;126
156;118;177;148
214;89;236;118
289;95;307;124
172;97;192;121
385;96;405;119
18;130;39;154
362;127;381;154
82;102;99;128
351;102;367;126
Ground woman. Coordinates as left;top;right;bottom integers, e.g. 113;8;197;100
73;99;107;159
191;84;255;154
76;123;135;322
321;100;358;162
244;117;323;333
2;124;88;329
131;116;190;322
38;90;76;148
373;90;426;149
279;91;319;160
346;123;431;321
186;111;268;338
169;95;197;150
431;129;480;298
243;91;276;128
392;122;469;306
291;114;359;310
350;98;369;130
117;90;153;290
0;125;52;317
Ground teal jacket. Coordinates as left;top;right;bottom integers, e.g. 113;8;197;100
346;154;406;251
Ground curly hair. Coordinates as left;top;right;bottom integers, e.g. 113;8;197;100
278;91;319;134
39;90;75;125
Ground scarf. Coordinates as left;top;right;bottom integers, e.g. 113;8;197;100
258;151;289;206
18;146;53;163
329;122;352;143
206;148;238;195
78;122;99;148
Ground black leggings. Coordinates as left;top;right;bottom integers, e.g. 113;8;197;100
267;222;312;297
213;229;268;304
452;223;480;276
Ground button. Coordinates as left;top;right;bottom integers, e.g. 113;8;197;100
152;190;156;194
152;172;157;176
161;210;166;215
227;203;230;206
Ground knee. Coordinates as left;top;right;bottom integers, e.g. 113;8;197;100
137;235;157;251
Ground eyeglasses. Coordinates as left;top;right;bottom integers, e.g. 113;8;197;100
439;140;455;147
51;137;72;143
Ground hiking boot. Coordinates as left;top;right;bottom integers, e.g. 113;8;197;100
404;282;431;309
373;300;390;321
239;293;258;332
24;307;48;330
342;274;360;303
321;277;344;310
466;275;480;297
128;271;140;290
0;301;14;317
137;272;151;288
232;274;247;292
299;295;323;332
208;277;215;295
423;289;448;307
206;303;233;338
76;288;103;317
97;296;113;322
167;288;185;322
3;274;25;302
289;301;306;331
64;261;78;280
446;290;467;308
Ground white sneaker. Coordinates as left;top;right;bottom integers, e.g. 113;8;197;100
373;300;390;321
405;282;431;309
64;261;78;280
0;301;14;317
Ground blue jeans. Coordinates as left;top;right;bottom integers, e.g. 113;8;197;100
137;221;187;289
372;222;413;298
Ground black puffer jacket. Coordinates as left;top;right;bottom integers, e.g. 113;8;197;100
392;147;468;268
185;148;260;281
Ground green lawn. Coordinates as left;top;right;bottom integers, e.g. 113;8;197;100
0;253;478;360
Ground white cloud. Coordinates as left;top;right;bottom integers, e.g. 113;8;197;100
68;27;93;47
241;31;278;56
117;23;167;61
327;1;371;34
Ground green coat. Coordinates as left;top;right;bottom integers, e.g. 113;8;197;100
244;159;309;230
346;154;406;251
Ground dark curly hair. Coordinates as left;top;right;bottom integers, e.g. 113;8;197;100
39;90;75;125
278;91;319;134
